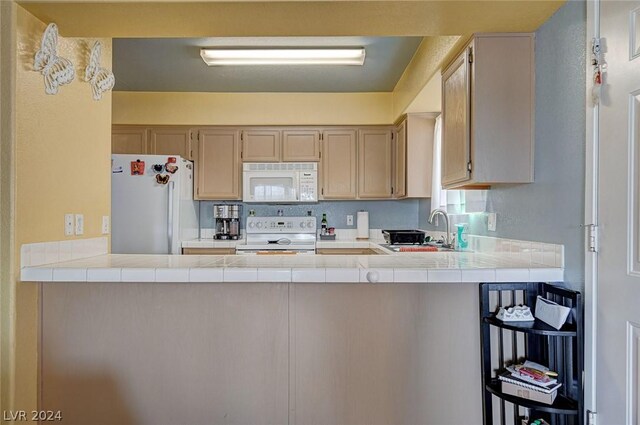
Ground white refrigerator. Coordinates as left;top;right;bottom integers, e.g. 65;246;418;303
111;154;198;254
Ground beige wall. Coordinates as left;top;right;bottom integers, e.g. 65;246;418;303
7;5;112;415
392;36;459;119
404;73;442;115
112;91;393;125
1;1;17;417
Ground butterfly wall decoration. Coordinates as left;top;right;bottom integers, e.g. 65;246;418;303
84;41;115;100
33;23;75;95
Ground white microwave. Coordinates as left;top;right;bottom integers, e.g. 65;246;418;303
242;162;318;203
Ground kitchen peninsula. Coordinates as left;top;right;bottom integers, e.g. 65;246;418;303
21;236;563;425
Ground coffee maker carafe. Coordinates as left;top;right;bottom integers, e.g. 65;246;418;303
214;204;241;240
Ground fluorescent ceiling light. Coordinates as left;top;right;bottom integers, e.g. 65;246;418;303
200;48;366;66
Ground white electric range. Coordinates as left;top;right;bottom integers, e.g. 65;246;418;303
235;216;317;255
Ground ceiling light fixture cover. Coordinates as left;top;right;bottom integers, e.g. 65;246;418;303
200;48;366;66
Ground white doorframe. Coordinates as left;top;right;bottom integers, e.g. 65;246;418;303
584;0;600;419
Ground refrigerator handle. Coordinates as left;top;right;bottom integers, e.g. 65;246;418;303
167;181;175;254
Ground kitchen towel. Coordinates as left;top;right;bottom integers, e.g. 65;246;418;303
357;211;369;239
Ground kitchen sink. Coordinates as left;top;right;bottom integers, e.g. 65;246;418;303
377;244;456;253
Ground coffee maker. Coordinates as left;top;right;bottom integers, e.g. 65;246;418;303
214;204;241;240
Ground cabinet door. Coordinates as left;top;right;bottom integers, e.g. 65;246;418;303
321;130;357;199
358;129;392;198
112;126;147;154
394;121;407;198
441;48;471;187
282;130;320;161
291;283;482;424
196;129;241;200
241;129;281;162
148;127;193;160
182;248;236;255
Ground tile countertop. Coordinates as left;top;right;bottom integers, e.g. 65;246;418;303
20;235;564;284
21;251;563;284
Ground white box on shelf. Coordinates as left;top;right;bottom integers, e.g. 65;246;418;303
534;296;571;330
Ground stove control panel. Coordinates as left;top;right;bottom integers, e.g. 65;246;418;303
246;216;317;234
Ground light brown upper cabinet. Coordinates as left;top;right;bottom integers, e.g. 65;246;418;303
112;126;147;154
196;129;242;200
148;127;193;160
394;114;435;198
320;130;358;199
282;129;321;161
441;33;535;189
358;129;393;199
241;129;281;162
393;120;407;198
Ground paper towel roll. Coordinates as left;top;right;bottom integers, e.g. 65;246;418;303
357;211;369;239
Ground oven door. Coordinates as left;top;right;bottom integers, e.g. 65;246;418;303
242;171;299;203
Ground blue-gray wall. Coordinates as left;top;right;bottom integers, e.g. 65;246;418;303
200;200;420;230
419;1;586;290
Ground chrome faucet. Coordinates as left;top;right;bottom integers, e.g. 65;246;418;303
428;209;451;248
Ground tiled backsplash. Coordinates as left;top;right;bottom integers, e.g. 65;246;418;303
20;237;108;268
425;231;564;268
199;199;420;230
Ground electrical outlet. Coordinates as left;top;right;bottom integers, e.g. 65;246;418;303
487;213;497;232
347;215;354;226
64;214;74;236
75;214;84;235
101;216;110;235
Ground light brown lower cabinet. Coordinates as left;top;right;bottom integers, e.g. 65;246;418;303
291;283;482;425
40;282;482;425
182;248;236;255
316;248;379;255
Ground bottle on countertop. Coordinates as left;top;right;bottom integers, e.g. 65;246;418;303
321;213;328;235
455;223;468;250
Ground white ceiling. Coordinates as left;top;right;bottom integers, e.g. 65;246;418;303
113;37;423;92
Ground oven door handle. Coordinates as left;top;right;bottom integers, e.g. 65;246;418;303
268;238;292;245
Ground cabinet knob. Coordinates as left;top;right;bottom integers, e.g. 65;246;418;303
366;271;380;283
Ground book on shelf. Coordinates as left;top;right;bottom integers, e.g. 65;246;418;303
498;371;562;394
500;379;559;405
506;360;558;389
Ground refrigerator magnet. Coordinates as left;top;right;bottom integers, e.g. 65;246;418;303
165;163;178;174
167;157;177;164
155;174;170;185
131;160;145;175
152;164;164;173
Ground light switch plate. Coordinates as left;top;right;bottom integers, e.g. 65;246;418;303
101;216;110;235
64;214;74;236
487;213;497;232
75;214;84;235
347;215;354;226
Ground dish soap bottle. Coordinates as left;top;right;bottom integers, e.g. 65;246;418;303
455;223;468;250
321;213;328;235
